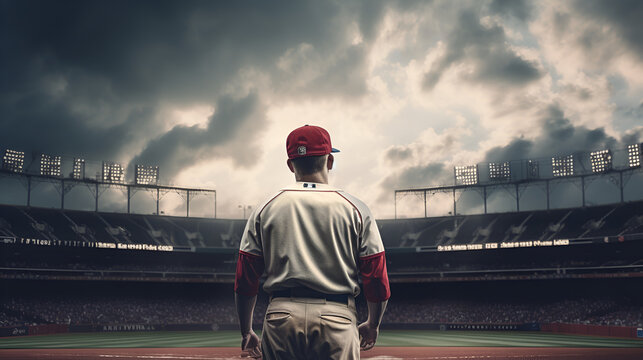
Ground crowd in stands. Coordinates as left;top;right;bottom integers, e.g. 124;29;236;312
2;285;641;328
1;296;267;327
374;298;642;326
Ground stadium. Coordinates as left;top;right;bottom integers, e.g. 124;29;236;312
1;141;642;359
2;1;643;359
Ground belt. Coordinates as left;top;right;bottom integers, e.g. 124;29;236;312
272;287;350;305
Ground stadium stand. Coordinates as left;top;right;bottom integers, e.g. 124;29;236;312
1;201;642;249
0;205;246;247
1;199;642;339
1;200;642;283
1;280;641;328
378;201;643;248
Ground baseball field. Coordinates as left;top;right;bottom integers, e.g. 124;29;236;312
1;330;642;359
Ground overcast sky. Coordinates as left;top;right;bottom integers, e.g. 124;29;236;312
1;0;642;218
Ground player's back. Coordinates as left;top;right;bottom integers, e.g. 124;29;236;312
259;182;363;296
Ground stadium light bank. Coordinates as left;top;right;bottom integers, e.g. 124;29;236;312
394;143;643;219
0;148;216;218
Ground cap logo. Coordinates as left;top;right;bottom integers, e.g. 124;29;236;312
298;146;307;155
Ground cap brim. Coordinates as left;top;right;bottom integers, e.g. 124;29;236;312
331;148;340;153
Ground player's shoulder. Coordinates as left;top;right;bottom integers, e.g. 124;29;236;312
334;189;374;218
253;189;286;218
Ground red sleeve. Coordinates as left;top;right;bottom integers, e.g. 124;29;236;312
359;251;391;302
234;250;265;297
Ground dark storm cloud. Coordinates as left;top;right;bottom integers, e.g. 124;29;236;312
423;10;542;90
0;0;392;179
620;125;643;147
563;84;593;101
573;0;643;58
489;0;533;21
484;105;621;162
0;81;159;161
378;130;458;201
1;0;378;101
129;92;265;180
377;163;453;203
383;146;414;164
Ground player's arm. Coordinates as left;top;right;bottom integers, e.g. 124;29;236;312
365;299;388;327
358;251;391;351
342;193;391;350
235;206;265;358
360;299;388;350
234;250;264;357
235;292;260;357
234;292;256;335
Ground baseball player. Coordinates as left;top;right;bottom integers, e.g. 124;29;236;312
234;125;390;359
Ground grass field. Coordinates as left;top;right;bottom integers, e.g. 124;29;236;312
1;330;642;348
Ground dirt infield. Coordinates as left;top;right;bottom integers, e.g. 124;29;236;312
1;347;643;360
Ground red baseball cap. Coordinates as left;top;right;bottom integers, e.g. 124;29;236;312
286;125;340;159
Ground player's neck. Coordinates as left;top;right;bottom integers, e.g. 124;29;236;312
295;172;328;184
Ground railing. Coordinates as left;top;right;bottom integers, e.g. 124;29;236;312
2;263;641;283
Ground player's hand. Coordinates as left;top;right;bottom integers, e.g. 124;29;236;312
358;322;379;351
240;329;262;358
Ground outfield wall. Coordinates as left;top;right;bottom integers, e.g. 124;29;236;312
541;323;641;339
3;323;641;339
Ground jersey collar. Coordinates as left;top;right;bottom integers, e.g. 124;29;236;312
282;182;338;191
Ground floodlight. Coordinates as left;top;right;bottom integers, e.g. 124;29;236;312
628;144;641;168
102;161;124;183
552;154;574;177
489;161;511;180
455;165;478;185
590;149;612;173
135;164;159;185
40;153;61;177
2;149;25;173
72;158;85;179
527;160;539;179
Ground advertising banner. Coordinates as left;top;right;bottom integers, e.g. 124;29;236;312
0;326;28;337
69;324;218;333
380;323;539;331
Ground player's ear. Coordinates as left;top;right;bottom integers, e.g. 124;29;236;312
327;154;334;171
287;159;295;173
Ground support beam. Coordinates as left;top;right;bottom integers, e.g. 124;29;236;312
95;183;99;212
581;176;586;207
620;171;624;203
483;186;487;214
423;191;427;218
127;186;131;214
515;183;520;212
214;191;217;218
27;176;31;207
394;192;397;219
61;179;65;209
186;189;190;217
546;180;550;210
157;188;160;215
453;188;456;216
